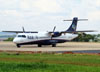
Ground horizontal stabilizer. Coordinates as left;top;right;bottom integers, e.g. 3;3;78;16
63;19;88;21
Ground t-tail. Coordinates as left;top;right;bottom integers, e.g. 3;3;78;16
63;17;88;32
66;17;78;32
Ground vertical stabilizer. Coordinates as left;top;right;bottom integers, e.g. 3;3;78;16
66;17;78;32
63;17;88;32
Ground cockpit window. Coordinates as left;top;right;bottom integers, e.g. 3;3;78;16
18;35;22;37
18;35;26;38
22;35;26;38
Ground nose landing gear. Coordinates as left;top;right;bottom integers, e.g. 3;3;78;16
16;44;21;48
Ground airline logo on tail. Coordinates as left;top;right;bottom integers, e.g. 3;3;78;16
72;24;76;30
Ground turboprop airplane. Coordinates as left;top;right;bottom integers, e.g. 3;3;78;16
3;17;95;48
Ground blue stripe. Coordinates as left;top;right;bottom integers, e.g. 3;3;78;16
18;39;68;45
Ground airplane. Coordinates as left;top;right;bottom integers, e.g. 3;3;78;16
3;17;95;48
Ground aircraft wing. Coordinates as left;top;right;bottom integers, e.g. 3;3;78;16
61;30;97;33
49;30;96;33
2;31;38;33
48;30;96;37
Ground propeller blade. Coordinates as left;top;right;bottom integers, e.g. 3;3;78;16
53;26;56;32
51;26;56;39
22;27;25;33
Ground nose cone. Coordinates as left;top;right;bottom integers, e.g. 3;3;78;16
13;38;17;43
13;38;20;44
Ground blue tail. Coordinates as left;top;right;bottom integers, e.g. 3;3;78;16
66;17;78;32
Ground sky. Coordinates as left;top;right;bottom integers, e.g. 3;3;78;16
0;0;100;34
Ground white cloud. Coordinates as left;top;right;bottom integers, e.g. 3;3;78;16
20;0;31;10
88;11;100;21
0;0;18;9
33;0;62;13
95;0;100;7
0;10;20;16
19;0;62;13
0;0;100;33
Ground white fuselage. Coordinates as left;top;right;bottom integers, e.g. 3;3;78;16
13;32;78;45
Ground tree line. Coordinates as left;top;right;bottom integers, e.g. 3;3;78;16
72;34;100;42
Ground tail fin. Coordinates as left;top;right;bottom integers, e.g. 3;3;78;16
63;17;88;32
66;17;78;31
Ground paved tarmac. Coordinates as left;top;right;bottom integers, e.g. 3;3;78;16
0;42;100;53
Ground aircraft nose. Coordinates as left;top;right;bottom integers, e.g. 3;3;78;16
13;38;20;43
13;38;17;43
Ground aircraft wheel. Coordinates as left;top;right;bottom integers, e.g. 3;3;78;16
38;44;42;47
52;44;56;47
16;44;21;48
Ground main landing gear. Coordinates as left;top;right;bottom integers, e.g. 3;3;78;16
38;44;42;47
52;44;56;47
16;44;21;48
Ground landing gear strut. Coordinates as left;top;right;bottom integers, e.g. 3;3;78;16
38;44;42;47
52;44;56;47
16;44;21;48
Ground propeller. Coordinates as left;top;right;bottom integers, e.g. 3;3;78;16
22;27;25;33
53;26;56;33
51;26;56;39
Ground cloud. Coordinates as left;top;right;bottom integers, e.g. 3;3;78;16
19;0;32;10
96;0;100;6
88;11;100;21
0;10;20;16
0;0;18;9
33;0;62;13
0;0;100;33
19;0;62;13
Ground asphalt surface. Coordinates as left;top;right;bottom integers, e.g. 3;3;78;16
0;42;100;53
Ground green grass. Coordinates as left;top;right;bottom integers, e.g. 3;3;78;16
0;62;100;72
0;53;100;72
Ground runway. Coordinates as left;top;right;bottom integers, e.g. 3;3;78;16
0;42;100;53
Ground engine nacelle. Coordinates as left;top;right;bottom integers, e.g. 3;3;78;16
52;32;61;37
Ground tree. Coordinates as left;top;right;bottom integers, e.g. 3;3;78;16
72;33;95;42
